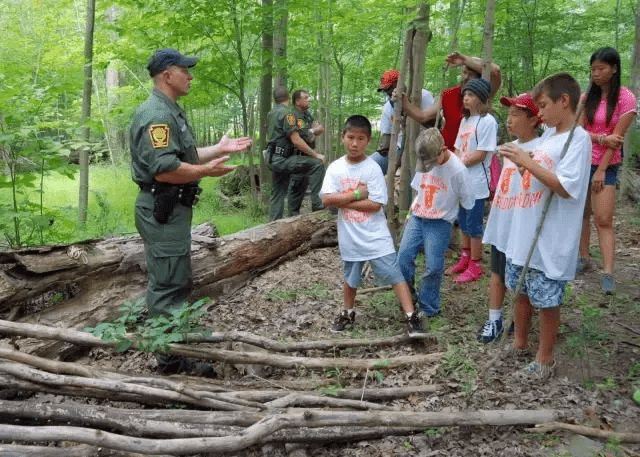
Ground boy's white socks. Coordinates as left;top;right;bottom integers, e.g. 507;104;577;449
489;309;502;322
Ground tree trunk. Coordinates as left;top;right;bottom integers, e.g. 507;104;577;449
78;0;95;224
621;0;640;198
315;0;332;161
386;28;412;242
259;0;273;190
273;0;288;89
399;4;430;220
480;0;496;81
105;6;125;165
0;214;336;348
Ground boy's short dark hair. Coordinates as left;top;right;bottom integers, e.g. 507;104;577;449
343;115;372;137
532;73;581;113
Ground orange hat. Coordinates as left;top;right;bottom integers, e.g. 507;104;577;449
377;70;399;91
500;93;540;117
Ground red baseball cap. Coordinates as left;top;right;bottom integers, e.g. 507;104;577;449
377;69;399;91
500;93;539;117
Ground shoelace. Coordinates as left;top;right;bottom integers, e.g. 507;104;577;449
481;320;497;337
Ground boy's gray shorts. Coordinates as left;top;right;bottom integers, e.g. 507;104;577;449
343;253;406;288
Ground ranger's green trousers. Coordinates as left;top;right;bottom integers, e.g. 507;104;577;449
135;191;193;317
269;154;325;221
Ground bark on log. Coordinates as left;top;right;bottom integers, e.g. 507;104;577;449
526;421;640;443
0;213;336;334
0;320;445;371
0;444;174;457
0;409;577;456
227;385;443;402
0;361;256;411
620;168;640;203
0;319;433;356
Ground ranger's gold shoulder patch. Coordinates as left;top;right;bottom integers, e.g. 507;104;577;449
286;113;296;127
149;124;170;148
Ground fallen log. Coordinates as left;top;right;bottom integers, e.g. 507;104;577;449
0;409;578;456
0;444;172;457
227;384;443;402
192;330;434;351
0;319;433;355
0;361;256;411
526;421;640;443
0;213;336;354
0;320;445;371
170;344;445;370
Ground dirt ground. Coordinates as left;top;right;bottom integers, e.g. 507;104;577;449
4;199;640;456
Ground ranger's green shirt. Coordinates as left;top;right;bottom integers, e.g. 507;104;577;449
130;88;200;186
291;107;316;150
266;102;297;152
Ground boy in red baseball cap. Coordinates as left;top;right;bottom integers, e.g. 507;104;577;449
478;93;541;343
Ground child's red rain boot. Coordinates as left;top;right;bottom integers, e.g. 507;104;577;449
454;259;483;283
445;249;470;276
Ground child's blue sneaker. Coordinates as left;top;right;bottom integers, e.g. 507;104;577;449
576;257;593;274
478;318;503;344
601;273;615;295
518;360;556;381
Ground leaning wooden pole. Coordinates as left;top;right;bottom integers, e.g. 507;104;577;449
480;0;496;82
386;27;413;241
400;4;431;222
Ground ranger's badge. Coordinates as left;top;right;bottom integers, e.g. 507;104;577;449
286;113;296;127
149;124;170;148
297;119;305;129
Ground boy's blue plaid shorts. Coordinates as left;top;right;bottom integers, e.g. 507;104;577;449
505;259;566;309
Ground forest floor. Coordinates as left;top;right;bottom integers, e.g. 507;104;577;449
4;199;640;457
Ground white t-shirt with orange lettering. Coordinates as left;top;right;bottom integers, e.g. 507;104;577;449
410;153;474;224
483;137;543;253
454;113;498;199
490;127;591;280
320;155;396;262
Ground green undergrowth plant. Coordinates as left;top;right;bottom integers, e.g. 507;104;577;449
439;343;478;400
85;297;213;354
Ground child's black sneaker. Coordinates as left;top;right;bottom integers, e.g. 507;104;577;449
330;309;355;333
405;312;425;337
477;318;503;344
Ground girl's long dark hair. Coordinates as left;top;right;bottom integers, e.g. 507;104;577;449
585;47;621;126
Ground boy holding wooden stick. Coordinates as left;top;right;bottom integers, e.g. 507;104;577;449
498;74;591;379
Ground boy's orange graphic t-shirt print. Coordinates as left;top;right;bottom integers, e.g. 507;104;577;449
340;177;372;223
492;149;554;210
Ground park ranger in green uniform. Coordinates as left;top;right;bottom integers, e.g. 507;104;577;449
130;48;251;333
288;89;326;214
266;87;326;220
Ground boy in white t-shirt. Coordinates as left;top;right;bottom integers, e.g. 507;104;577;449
320;115;423;336
398;128;474;318
479;93;542;343
499;74;591;379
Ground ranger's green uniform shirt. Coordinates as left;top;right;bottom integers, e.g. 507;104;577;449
290;107;316;151
266;102;296;157
130;88;199;318
266;103;325;220
130;88;200;185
